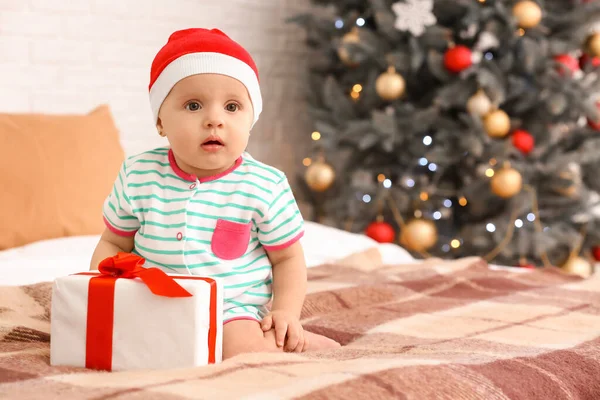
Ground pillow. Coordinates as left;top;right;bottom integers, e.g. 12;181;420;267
0;105;124;250
301;221;379;267
301;221;415;267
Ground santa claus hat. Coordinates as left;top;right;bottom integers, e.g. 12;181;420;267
149;28;262;127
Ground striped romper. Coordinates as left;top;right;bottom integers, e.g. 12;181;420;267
102;146;305;323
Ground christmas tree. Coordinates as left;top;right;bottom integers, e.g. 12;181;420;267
290;0;600;276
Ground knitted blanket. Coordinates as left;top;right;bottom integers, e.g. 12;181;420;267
1;252;599;399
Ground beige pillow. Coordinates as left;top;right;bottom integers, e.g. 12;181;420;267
0;105;124;250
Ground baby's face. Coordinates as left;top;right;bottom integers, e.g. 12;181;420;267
157;73;254;175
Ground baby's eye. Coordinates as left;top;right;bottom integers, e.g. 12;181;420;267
185;102;200;111
225;103;239;112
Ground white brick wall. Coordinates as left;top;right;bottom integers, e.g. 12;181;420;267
0;0;312;179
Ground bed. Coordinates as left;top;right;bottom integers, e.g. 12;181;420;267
1;108;600;398
1;222;599;399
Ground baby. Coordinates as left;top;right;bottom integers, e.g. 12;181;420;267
90;28;340;359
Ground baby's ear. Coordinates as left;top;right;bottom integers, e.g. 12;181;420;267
156;118;165;137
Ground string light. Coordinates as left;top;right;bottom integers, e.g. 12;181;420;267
420;192;429;201
527;213;536;222
414;210;422;218
377;174;386;182
442;244;451;252
383;179;392;188
518;28;525;36
444;199;452;207
335;19;344;29
350;84;362;101
459;197;468;206
433;211;442;220
419;157;428;166
406;178;415;188
302;158;312;166
515;219;523;228
311;131;321;141
451;239;461;248
486;223;496;233
428;163;438;172
362;194;372;203
423;136;432;145
490;158;497;166
478;0;486;3
485;168;495;177
356;17;365;26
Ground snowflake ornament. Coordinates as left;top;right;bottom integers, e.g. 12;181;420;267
392;0;437;36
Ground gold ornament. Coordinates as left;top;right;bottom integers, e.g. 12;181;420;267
552;164;582;198
512;1;542;29
586;33;600;58
375;66;406;101
305;160;336;192
399;219;438;252
467;90;492;117
337;29;360;66
562;256;593;278
483;109;511;138
555;185;577;198
490;167;523;198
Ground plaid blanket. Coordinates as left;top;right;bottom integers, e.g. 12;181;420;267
1;251;600;399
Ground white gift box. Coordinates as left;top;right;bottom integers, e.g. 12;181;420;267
50;272;223;371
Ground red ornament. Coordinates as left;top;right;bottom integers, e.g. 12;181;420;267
365;221;395;243
511;129;535;154
588;101;600;131
579;53;600;69
592;246;600;261
554;54;580;76
444;45;473;73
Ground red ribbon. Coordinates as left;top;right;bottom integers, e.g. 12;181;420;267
97;252;193;298
77;252;218;371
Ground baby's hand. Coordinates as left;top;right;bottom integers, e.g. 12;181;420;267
261;310;306;352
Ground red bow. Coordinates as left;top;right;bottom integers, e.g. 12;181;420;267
84;252;193;370
97;252;192;297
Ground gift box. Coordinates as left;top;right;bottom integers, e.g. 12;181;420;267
50;253;223;371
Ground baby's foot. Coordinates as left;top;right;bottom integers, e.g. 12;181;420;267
303;331;341;351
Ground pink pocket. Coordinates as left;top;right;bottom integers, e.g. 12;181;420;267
211;219;252;260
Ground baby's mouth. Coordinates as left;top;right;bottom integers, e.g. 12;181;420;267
201;137;225;151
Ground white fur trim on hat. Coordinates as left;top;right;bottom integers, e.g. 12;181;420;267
149;52;262;127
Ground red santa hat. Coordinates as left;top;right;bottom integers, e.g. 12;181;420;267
149;28;262;127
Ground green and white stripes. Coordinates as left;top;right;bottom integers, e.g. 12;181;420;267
103;148;305;320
